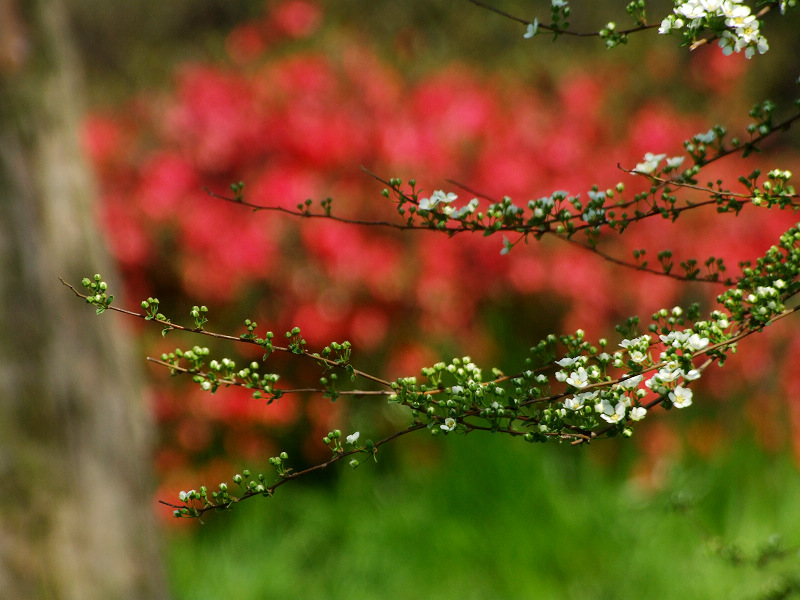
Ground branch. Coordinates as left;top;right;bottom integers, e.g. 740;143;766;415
466;0;657;37
158;422;428;518
66;223;800;518
59;277;393;389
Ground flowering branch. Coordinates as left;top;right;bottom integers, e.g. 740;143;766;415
470;0;795;56
66;212;800;517
205;100;800;286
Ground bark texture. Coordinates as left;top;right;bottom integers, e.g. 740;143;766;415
0;0;169;597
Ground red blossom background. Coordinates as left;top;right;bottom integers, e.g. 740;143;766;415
82;0;800;515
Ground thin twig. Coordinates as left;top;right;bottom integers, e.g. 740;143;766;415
59;277;393;388
466;0;657;36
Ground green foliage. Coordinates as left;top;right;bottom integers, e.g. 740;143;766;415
168;436;800;600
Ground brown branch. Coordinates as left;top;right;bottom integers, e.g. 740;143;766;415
205;187;422;232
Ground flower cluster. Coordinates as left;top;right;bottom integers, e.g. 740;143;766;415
533;307;724;435
659;0;769;58
516;315;715;439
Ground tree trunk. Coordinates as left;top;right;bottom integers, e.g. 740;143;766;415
0;0;169;598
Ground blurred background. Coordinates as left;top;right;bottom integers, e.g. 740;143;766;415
2;1;800;598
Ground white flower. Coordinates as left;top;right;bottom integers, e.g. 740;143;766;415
556;356;581;367
702;0;726;12
657;366;682;383
620;334;651;349
440;417;457;432
551;0;568;7
645;376;665;395
676;2;706;20
582;208;602;223
524;19;539;39
564;395;585;411
634;152;667;174
346;431;360;444
683;369;702;381
600;401;627;424
661;330;689;348
564;391;597;411
749;36;768;57
687;333;709;351
618;374;643;389
630;406;647;421
695;129;717;143
669;386;693;408
659;16;680;34
666;156;685;168
450;198;479;219
566;367;590;389
724;4;754;28
418;190;457;211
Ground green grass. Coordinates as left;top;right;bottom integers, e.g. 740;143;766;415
167;434;800;599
